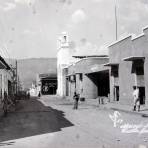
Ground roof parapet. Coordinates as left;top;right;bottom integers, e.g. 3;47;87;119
107;25;148;49
131;33;145;41
108;35;132;48
143;26;148;35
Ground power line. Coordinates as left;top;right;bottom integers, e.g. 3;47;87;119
3;44;10;58
0;46;9;65
3;44;11;65
0;46;7;59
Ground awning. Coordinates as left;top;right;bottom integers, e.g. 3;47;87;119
75;72;82;74
123;56;145;61
85;69;109;75
104;62;119;66
85;64;109;74
72;55;109;59
39;73;57;79
66;74;75;77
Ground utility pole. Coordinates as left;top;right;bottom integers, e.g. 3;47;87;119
16;60;17;95
115;0;118;40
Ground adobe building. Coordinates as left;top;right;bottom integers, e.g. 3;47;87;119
0;56;14;103
66;56;109;99
105;27;148;105
36;73;57;95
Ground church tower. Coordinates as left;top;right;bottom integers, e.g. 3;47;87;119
57;32;70;96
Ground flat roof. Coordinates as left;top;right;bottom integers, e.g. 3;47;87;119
108;35;132;48
85;69;109;75
73;55;108;58
39;73;57;79
123;56;145;61
104;62;119;66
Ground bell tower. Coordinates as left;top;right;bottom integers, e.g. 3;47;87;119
57;32;70;96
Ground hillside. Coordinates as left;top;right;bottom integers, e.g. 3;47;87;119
17;58;57;89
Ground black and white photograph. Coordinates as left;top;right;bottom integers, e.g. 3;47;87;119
0;0;148;147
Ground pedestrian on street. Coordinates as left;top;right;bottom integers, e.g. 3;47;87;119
27;91;30;99
38;91;41;97
133;86;140;111
73;92;79;109
3;90;8;116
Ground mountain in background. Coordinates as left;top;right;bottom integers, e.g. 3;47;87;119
17;58;57;89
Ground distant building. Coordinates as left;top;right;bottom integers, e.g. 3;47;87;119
36;73;57;96
57;32;77;97
0;56;14;104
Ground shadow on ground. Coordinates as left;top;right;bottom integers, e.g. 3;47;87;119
0;98;74;143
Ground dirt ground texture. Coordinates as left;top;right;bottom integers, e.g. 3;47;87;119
0;95;148;148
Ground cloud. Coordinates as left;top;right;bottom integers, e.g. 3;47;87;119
3;2;16;11
97;45;108;55
52;0;72;5
71;9;86;24
93;0;103;3
116;0;148;35
74;39;108;56
23;29;36;35
14;0;35;5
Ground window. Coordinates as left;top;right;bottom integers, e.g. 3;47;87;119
133;60;144;75
135;65;144;75
111;65;119;77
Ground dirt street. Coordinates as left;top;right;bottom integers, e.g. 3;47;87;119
0;95;148;148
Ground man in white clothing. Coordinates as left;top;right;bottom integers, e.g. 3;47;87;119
133;86;140;111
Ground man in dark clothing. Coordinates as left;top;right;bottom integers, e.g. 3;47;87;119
73;92;79;109
27;91;30;99
3;91;8;116
38;91;41;97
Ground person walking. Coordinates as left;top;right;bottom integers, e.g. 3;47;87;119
3;90;8;116
38;91;41;97
133;86;140;111
73;92;79;109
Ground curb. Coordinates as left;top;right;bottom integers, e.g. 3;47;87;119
108;106;148;117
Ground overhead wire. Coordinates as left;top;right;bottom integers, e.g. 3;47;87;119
3;44;11;65
0;10;14;67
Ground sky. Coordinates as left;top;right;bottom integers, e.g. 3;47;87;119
0;0;148;59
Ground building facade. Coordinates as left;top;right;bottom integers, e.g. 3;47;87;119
106;27;148;105
0;56;14;104
36;73;57;96
66;56;109;99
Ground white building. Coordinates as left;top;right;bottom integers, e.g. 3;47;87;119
0;56;15;106
57;32;77;97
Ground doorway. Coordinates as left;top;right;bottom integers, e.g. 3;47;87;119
138;87;145;105
41;79;57;95
114;86;119;101
97;73;109;97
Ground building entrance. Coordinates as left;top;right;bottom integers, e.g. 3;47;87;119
113;86;119;101
41;79;57;95
97;72;109;97
88;70;109;98
138;87;145;105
